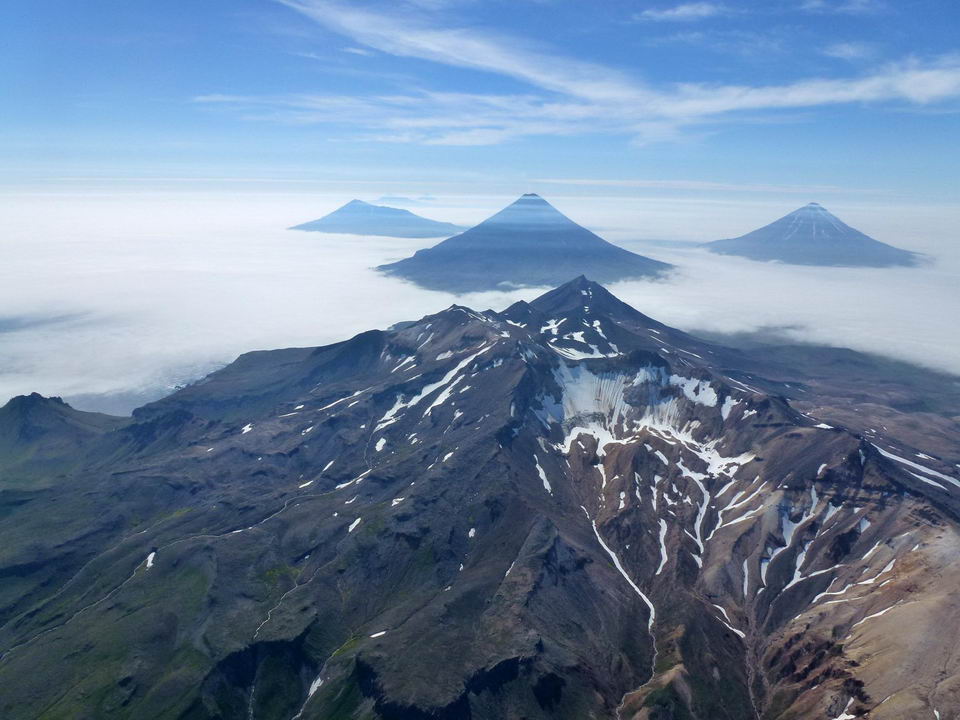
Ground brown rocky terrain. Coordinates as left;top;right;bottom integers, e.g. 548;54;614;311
0;277;957;719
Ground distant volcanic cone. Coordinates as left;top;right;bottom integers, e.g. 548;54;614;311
290;199;465;238
377;193;672;292
704;202;919;267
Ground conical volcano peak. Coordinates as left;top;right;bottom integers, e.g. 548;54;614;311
376;194;673;292
490;277;709;362
551;274;606;296
705;201;919;267
794;202;835;216
482;193;574;228
533;274;604;302
529;275;645;319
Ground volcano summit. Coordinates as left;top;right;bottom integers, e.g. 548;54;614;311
704;202;920;267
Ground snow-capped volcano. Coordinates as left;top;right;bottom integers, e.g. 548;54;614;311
377;193;672;292
704;202;920;267
1;278;958;720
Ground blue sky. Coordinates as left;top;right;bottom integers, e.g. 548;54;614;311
3;0;960;201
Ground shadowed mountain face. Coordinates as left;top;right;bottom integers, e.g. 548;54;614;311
1;278;959;719
290;200;465;238
0;393;127;481
704;203;920;267
377;194;672;292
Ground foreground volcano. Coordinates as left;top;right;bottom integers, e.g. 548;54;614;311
704;203;920;267
378;194;672;291
1;278;959;719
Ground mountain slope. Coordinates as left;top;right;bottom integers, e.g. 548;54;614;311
378;194;672;292
290;200;465;238
0;279;958;719
704;203;920;267
0;393;127;482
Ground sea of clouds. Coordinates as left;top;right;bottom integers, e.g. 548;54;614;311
2;190;957;414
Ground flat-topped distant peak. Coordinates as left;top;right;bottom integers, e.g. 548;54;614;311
289;199;465;238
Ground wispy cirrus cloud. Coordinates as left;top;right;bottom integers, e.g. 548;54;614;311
644;28;787;58
198;1;960;146
822;41;877;60
275;0;643;104
800;0;885;15
195;90;616;145
635;3;728;22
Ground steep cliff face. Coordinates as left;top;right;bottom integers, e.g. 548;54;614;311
0;278;957;719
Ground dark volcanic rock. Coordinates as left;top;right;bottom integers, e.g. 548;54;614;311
0;393;127;479
0;279;958;720
290;199;464;238
704;202;920;267
377;194;672;292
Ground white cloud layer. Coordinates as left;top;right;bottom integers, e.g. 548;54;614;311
1;191;957;413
